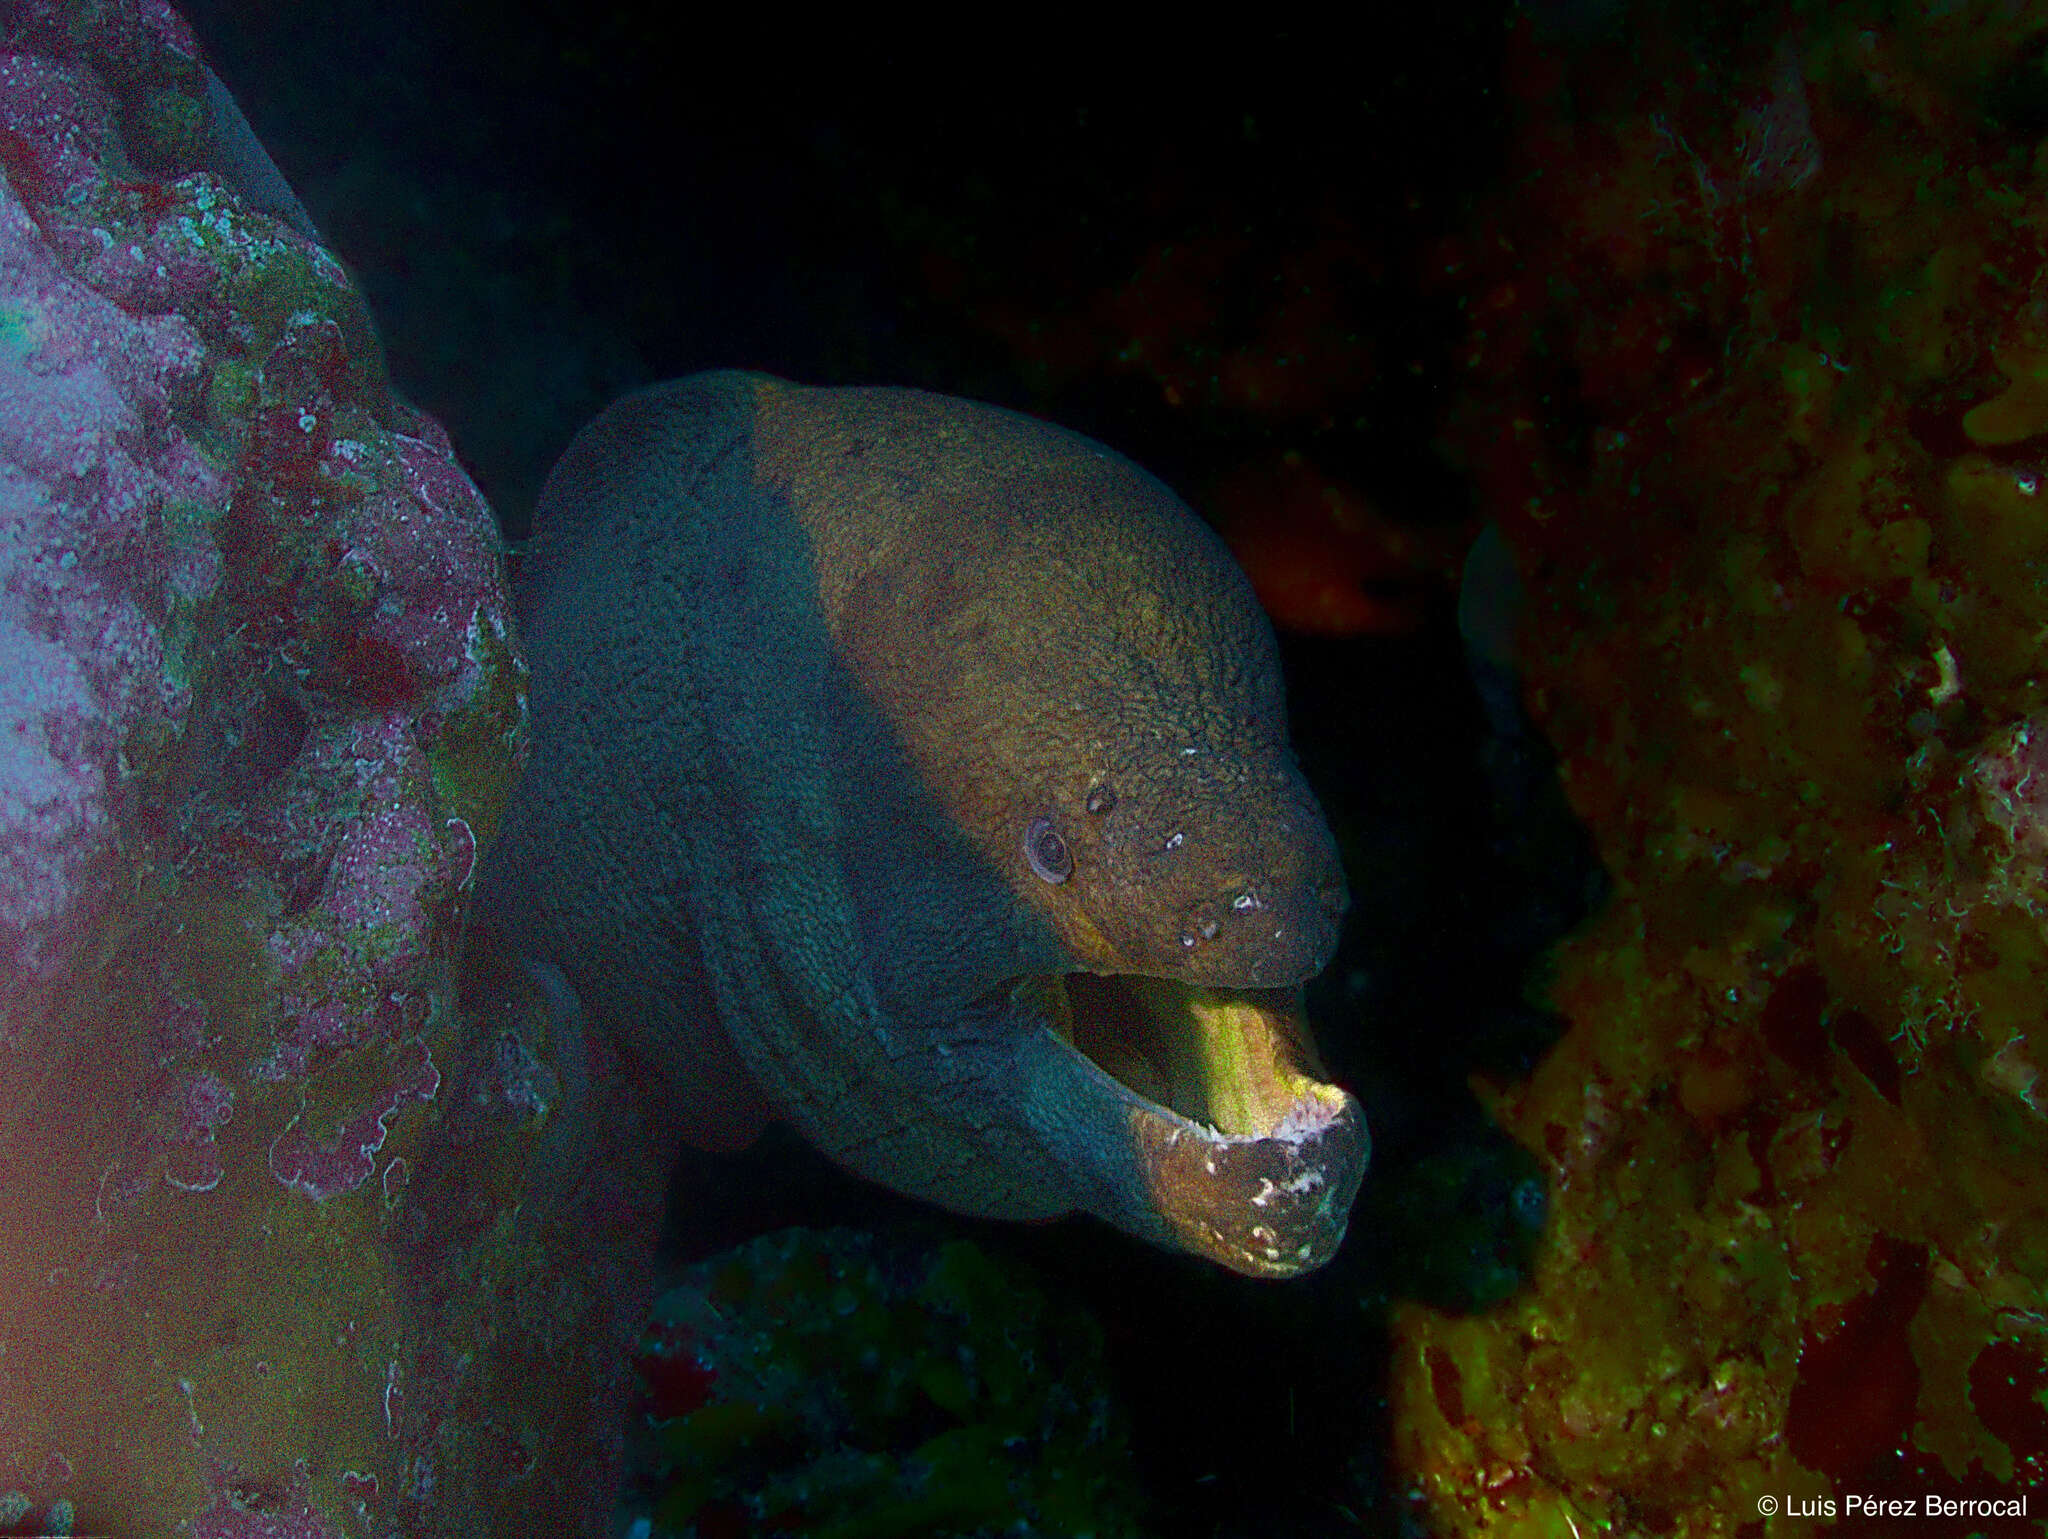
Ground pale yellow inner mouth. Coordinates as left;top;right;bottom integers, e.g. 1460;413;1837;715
1020;973;1324;1137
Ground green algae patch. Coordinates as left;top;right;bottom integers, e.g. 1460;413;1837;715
427;609;526;845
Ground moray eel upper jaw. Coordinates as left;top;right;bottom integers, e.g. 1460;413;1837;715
1141;805;1347;991
1028;735;1348;990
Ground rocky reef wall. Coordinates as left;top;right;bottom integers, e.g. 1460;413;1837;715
0;6;653;1533
1394;7;2048;1533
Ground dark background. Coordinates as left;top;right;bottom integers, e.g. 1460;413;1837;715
182;6;1519;538
181;5;1603;1532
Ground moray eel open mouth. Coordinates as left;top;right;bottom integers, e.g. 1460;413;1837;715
999;972;1367;1278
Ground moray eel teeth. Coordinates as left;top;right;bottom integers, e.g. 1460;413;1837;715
1006;972;1366;1278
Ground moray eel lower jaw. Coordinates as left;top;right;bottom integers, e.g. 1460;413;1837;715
1010;973;1366;1278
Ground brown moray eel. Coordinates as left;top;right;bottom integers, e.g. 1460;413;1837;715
477;370;1367;1277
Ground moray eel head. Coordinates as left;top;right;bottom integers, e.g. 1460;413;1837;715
778;381;1367;1278
489;372;1367;1281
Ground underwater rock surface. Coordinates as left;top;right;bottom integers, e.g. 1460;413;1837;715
621;1228;1146;1538
0;4;615;1533
1397;6;2048;1535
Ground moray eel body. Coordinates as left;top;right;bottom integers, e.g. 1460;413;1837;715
478;371;1366;1276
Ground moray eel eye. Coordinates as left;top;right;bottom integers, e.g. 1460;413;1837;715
1085;783;1117;815
1024;815;1073;883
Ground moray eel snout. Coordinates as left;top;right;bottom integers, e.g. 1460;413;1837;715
1077;776;1347;987
483;370;1368;1281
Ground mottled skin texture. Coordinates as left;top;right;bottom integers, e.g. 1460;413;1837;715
479;370;1365;1275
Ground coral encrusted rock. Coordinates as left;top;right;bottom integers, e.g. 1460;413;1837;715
0;5;665;1534
1391;5;2048;1535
